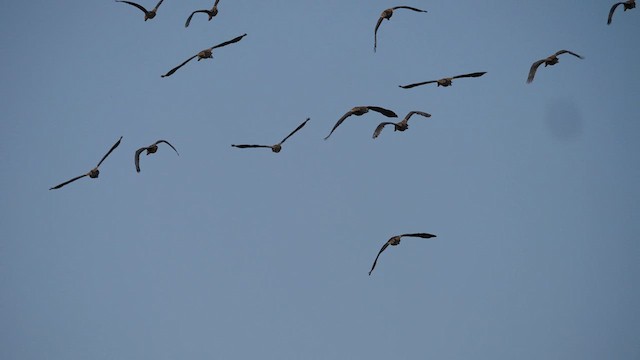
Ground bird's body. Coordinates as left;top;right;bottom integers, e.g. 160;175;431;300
526;50;584;83
185;0;221;27
161;34;247;77
325;106;397;140
232;118;310;153
116;0;164;21
49;136;122;190
369;233;437;276
608;0;635;24
399;72;486;89
372;111;431;139
374;6;428;52
135;140;179;173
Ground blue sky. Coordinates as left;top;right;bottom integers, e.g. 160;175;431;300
1;1;639;359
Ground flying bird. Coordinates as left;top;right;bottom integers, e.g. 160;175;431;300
608;0;635;24
135;140;179;173
115;0;164;21
526;50;584;83
369;233;437;276
231;118;310;153
399;72;486;89
49;136;122;190
161;33;247;78
324;106;397;140
185;0;221;27
374;6;428;52
372;111;431;139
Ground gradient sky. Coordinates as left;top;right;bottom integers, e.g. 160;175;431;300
1;1;639;359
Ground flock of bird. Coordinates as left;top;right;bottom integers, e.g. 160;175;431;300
49;1;635;275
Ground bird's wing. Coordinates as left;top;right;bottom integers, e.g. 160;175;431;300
155;140;179;155
400;233;437;239
279;118;310;145
161;55;197;78
214;0;221;6
398;80;437;89
367;106;398;118
153;0;164;11
116;1;149;14
608;2;625;24
185;10;210;27
134;147;147;173
392;6;428;12
372;122;396;139
324;111;355;140
555;50;584;59
369;242;390;276
526;59;545;83
96;136;122;168
231;144;272;149
49;174;88;190
452;71;487;79
374;16;385;52
210;33;247;50
404;111;431;122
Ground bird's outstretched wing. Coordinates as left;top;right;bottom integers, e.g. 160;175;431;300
555;50;584;59
452;72;487;79
367;106;398;118
404;111;431;122
324;111;355;140
231;144;272;149
392;6;428;12
152;0;164;11
374;16;385;52
400;233;437;239
155;140;179;155
161;55;198;77
369;242;390;276
185;10;211;27
134;147;147;173
399;80;437;89
210;33;247;50
49;174;88;190
279;118;310;145
116;1;149;14
372;122;396;139
608;2;625;24
526;59;546;83
96;136;123;168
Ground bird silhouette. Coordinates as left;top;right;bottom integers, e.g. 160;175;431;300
134;140;179;173
161;34;247;78
369;233;437;276
185;0;221;28
399;72;486;89
115;0;164;21
526;50;583;83
374;6;428;52
49;136;122;190
325;106;397;140
608;0;635;25
372;111;431;139
232;118;310;153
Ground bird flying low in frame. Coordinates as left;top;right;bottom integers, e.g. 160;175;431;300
372;111;431;139
607;0;635;24
369;233;437;276
134;140;179;173
324;106;398;140
115;0;164;21
185;0;221;27
399;72;487;89
49;136;123;190
374;6;428;52
231;118;310;153
161;33;247;78
526;50;584;83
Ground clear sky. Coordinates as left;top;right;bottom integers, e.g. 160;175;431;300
1;1;639;359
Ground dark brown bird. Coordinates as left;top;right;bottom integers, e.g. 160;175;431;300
185;0;221;28
116;0;164;21
161;33;247;78
369;233;437;276
399;72;486;89
324;106;398;140
135;140;179;173
608;0;635;24
526;50;584;83
372;111;431;139
374;6;428;52
232;118;310;153
49;136;122;190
